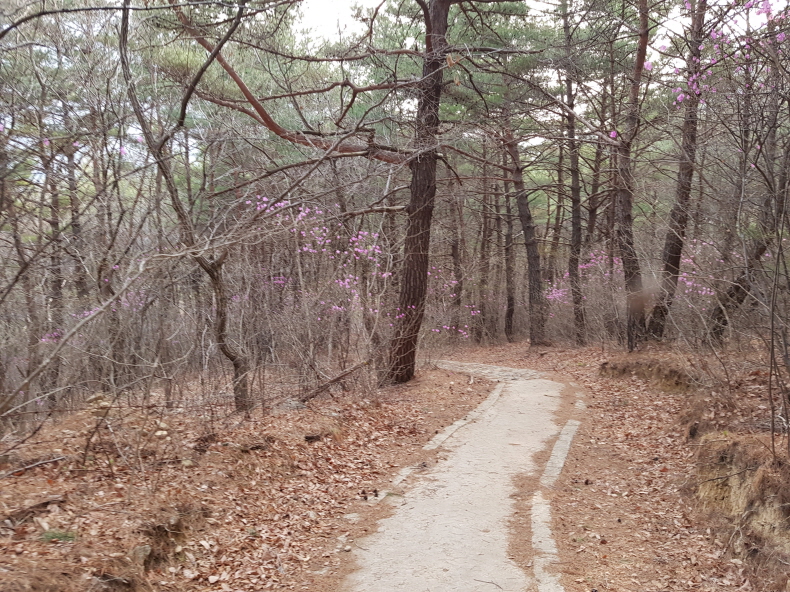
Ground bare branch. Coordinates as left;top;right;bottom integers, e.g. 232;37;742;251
168;1;410;164
339;205;407;219
0;1;238;42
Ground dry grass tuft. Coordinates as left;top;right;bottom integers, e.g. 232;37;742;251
599;354;698;391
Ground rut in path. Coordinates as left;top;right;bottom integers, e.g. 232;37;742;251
343;361;582;592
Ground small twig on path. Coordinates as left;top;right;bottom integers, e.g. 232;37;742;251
1;456;65;479
473;579;503;590
353;541;369;551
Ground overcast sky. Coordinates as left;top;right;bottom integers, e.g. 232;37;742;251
297;0;384;40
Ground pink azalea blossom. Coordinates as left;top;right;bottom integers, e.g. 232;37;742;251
644;61;653;71
609;131;617;139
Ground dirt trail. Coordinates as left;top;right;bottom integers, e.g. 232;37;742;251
343;361;582;592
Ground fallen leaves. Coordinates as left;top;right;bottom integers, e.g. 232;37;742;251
0;368;492;591
450;344;768;592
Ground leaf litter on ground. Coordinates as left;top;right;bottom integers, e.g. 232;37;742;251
0;367;493;591
1;344;786;591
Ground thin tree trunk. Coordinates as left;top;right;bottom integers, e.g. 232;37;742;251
504;155;516;342
63;107;89;301
586;98;607;246
563;2;585;345
120;3;253;411
491;185;504;339
708;29;783;344
451;193;464;335
615;0;649;351
505;131;549;346
548;144;565;284
45;178;63;401
476;157;491;343
647;0;706;340
65;145;89;300
9;204;42;405
204;261;251;411
586;150;604;246
692;143;706;240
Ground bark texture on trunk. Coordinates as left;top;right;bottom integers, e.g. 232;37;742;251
66;147;89;301
586;100;606;246
203;261;251;411
615;0;649;351
505;133;549;346
387;0;451;383
0;137;7;218
561;0;585;345
45;178;63;401
475;174;491;343
647;0;706;340
503;149;516;342
504;192;516;342
451;199;464;332
548;144;564;284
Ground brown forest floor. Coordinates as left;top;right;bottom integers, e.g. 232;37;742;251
1;343;788;591
452;345;788;592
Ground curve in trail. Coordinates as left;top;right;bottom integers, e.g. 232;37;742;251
343;361;581;592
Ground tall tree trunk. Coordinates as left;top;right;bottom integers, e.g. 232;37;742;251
691;142;706;240
708;26;783;344
491;185;504;339
504;186;516;343
65;145;89;300
44;178;63;401
475;161;491;343
505;131;549;346
563;1;585;346
63;107;89;302
586;100;607;246
548;143;565;283
615;0;649;351
605;38;620;342
388;0;452;383
9;204;42;406
451;192;464;336
567;125;585;345
647;0;706;340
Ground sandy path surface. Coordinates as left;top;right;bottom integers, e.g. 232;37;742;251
343;361;575;592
